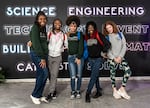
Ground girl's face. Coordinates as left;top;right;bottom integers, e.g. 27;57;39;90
69;23;77;33
88;25;94;35
105;24;113;34
54;20;62;30
38;15;47;27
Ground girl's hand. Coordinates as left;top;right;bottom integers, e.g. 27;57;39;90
39;59;46;68
114;57;122;64
66;32;70;37
101;52;108;59
116;57;122;63
27;41;32;47
75;58;81;65
114;58;120;64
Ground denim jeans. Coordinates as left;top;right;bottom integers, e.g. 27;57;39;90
68;55;84;91
30;51;48;98
86;57;103;94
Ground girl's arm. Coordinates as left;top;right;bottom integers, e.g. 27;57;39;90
118;33;127;59
76;32;84;59
31;25;45;59
64;34;68;49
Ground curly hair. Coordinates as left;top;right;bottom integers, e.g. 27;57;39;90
85;21;97;35
103;20;119;36
66;15;80;27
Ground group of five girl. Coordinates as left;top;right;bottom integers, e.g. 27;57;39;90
29;11;132;104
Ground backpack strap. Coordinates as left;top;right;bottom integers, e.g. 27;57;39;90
118;32;122;39
63;34;65;41
77;31;80;40
96;32;104;46
105;35;109;41
48;32;52;40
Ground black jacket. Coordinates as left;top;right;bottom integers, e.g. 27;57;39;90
86;32;111;58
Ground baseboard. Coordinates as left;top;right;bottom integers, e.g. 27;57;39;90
5;76;150;83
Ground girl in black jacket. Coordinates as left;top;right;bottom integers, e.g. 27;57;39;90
85;21;110;103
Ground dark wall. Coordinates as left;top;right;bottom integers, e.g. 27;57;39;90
0;0;150;78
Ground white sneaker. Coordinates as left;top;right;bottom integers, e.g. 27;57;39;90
113;90;121;99
40;97;49;103
30;95;41;104
70;91;76;100
76;91;81;99
118;89;131;100
70;94;75;99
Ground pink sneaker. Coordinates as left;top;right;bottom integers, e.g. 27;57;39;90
118;89;131;100
40;97;49;103
113;90;121;99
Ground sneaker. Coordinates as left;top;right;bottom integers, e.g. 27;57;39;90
76;91;81;99
46;93;52;102
30;95;41;104
85;92;91;103
118;89;131;100
113;90;121;99
52;91;57;99
70;91;76;99
40;97;49;103
93;90;102;98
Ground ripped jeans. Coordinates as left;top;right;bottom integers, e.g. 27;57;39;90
68;55;84;92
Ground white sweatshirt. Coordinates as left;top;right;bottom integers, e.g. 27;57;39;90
47;31;68;57
107;32;127;60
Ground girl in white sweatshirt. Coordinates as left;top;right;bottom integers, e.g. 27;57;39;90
103;21;132;100
46;18;68;102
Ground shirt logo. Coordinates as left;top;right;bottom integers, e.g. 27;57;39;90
87;39;98;46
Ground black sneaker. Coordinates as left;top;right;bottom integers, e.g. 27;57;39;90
46;93;52;102
52;91;57;99
92;91;102;98
85;92;91;103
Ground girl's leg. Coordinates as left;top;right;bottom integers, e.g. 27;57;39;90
76;58;84;98
68;55;76;99
47;56;62;100
121;59;132;87
86;58;102;102
109;59;117;88
118;59;132;100
30;51;48;104
76;58;84;91
92;76;102;98
108;59;121;99
48;56;62;93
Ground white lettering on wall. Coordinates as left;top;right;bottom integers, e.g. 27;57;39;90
68;6;145;16
2;44;30;54
6;6;56;17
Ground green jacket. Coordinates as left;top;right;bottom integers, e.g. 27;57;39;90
30;24;48;59
68;32;84;59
